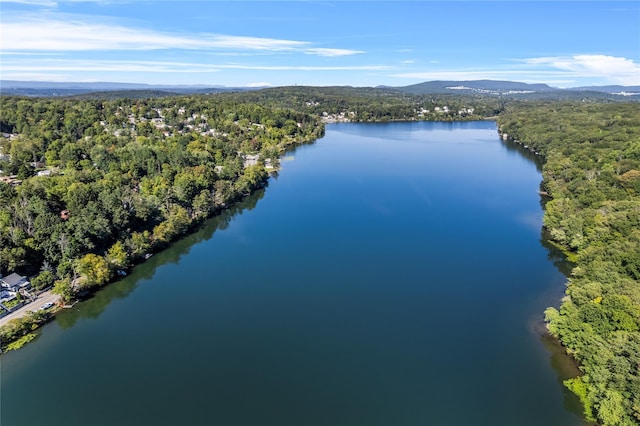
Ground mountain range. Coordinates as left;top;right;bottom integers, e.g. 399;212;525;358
1;79;639;98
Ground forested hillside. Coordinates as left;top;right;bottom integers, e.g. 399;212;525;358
498;102;640;426
0;96;322;300
220;86;505;121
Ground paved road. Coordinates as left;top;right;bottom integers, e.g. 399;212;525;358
0;290;60;328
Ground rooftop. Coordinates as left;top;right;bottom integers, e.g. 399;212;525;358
1;273;27;287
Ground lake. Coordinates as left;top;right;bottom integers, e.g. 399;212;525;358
0;122;585;426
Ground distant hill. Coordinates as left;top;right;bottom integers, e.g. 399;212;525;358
393;80;640;100
396;80;556;95
1;79;638;100
572;85;640;95
68;90;182;100
0;80;253;97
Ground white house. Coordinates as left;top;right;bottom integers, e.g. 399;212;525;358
0;273;31;294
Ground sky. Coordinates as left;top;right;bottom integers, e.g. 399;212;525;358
0;1;639;88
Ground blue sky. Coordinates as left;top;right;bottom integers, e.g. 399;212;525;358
1;1;639;87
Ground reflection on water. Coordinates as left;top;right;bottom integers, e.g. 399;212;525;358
55;188;266;330
540;332;589;422
501;136;545;172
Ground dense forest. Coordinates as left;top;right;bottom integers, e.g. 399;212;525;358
0;95;322;304
498;102;640;426
1;89;639;425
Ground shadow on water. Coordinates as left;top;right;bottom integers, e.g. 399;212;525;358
539;331;592;424
536;229;589;423
55;188;267;330
500;136;545;172
540;228;575;277
502;133;587;423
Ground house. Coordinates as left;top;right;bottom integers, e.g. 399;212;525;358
0;273;31;312
0;273;31;293
243;154;260;168
0;272;31;305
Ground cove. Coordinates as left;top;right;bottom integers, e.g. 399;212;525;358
0;121;586;426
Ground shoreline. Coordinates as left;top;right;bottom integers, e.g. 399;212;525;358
0;118;567;362
0;125;325;353
501;128;588;408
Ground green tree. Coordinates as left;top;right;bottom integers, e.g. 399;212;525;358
128;231;151;258
52;277;73;302
106;241;129;270
75;253;112;288
31;270;55;291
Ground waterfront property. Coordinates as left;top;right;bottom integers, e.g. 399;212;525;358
0;273;32;314
0;273;31;297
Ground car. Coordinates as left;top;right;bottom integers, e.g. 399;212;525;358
40;302;54;310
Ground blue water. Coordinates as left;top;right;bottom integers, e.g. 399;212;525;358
0;122;584;425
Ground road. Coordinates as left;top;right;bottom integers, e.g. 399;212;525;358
0;290;60;328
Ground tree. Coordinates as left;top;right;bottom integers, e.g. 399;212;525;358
127;231;151;258
52;278;73;302
31;270;55;291
192;190;213;218
106;241;129;270
75;253;111;288
235;164;267;195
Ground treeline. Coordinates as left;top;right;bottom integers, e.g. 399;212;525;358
0;95;323;303
219;86;506;121
498;102;640;426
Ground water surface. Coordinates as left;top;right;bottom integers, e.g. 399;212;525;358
1;122;584;426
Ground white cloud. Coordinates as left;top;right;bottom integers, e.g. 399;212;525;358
2;60;218;73
0;0;127;5
0;72;71;81
0;51;62;56
0;18;309;52
304;48;364;57
1;59;391;73
206;35;307;52
246;82;272;87
0;15;367;59
0;0;57;5
522;55;640;85
218;64;390;71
